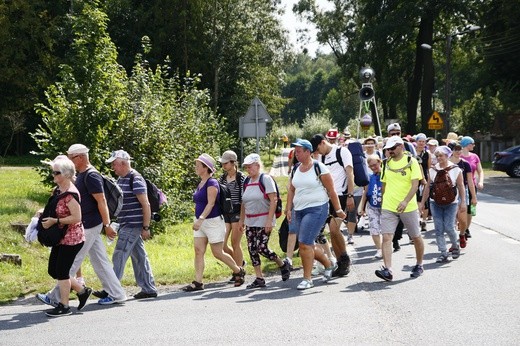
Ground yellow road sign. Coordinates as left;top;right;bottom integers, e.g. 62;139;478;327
428;111;443;130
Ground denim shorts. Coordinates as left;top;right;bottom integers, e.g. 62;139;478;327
293;202;329;245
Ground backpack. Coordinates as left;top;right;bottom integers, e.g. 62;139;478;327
381;153;413;180
84;168;123;219
291;161;322;180
219;171;243;203
347;142;370;186
278;216;299;253
207;178;234;215
129;172;166;214
243;173;283;218
430;166;457;205
37;190;80;247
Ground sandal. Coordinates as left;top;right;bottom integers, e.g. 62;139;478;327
182;281;204;292
233;267;246;287
246;278;266;289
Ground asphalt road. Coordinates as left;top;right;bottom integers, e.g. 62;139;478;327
1;154;519;345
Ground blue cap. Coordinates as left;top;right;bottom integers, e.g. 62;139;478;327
291;139;313;152
460;136;475;148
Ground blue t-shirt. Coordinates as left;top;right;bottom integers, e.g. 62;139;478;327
75;169;104;228
366;173;382;208
193;178;221;219
117;170;147;226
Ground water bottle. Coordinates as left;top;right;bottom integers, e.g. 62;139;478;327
470;205;476;216
106;222;120;246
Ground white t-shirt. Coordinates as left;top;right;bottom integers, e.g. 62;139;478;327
292;161;330;210
320;145;353;196
242;174;277;227
428;163;462;203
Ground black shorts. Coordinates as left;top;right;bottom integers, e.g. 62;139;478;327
223;212;240;224
467;188;476;215
327;195;348;222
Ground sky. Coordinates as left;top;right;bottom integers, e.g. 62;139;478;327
279;0;333;56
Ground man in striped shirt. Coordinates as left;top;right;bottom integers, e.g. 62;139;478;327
106;150;157;299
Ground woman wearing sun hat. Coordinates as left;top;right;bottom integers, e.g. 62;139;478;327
183;153;246;292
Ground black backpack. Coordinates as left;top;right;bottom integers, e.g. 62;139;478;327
278;216;299;253
130;172;165;213
37;190;80;247
207;178;234;215
84;168;123;219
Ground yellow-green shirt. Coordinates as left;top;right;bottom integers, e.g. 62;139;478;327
381;155;422;212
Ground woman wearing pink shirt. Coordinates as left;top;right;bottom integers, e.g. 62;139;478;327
460;136;484;239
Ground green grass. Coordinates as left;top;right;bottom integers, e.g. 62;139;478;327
0;164;295;304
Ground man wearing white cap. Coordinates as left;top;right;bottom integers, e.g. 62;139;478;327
37;144;127;308
375;136;425;281
106;150;157;299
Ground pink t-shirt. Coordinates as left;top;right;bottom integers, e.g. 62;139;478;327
460;153;480;185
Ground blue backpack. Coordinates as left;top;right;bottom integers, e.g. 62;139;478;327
347;142;370;187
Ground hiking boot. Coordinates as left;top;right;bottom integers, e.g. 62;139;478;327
280;260;291;281
246;277;266;289
77;287;92;311
375;266;393;282
459;234;467;248
92;290;109;299
436;254;450;263
233;267;246;287
36;293;58;307
45;303;71;317
465;229;472;239
451;247;461;259
410;264;424;278
332;255;351;277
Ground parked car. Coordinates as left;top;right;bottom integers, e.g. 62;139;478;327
492;145;520;177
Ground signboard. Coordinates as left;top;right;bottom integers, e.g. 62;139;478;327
242;97;272;123
239;117;267;138
428;111;444;130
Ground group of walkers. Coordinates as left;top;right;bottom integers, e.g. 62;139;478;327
34;123;483;316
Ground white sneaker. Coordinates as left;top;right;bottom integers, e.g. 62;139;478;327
374;249;383;259
329;256;337;268
322;266;334;283
347;235;354;245
296;279;314;290
311;262;325;276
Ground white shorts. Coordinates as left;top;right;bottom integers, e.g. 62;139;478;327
193;216;225;244
366;204;382;236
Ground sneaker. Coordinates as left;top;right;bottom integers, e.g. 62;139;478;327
134;291;158;299
465;229;472;239
77;287;92;311
98;296;117;305
332;255;351;277
296;279;314;290
284;258;294;271
459;234;467;248
451;247;461;259
246;277;266;289
92;290;109;299
45;303;71;317
375;266;393;282
347;235;354;245
436;254;450;263
233;267;246;287
410;264;424;278
420;221;427;232
280;260;291;281
329;256;337;268
36;293;58;307
228;274;236;283
393;240;400;252
322;266;335;283
311;262;325;276
374;249;383;259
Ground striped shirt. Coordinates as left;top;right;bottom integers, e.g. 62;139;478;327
116;170;147;226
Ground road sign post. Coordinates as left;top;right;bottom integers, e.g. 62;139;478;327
428;111;444;131
240;97;272;154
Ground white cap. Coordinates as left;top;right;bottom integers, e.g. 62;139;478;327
387;123;401;132
242;153;260;165
105;150;131;163
427;139;439;146
383;136;404;149
66;144;89;155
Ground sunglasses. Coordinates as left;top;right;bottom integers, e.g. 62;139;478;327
52;171;62;176
386;145;400;151
390;132;401;136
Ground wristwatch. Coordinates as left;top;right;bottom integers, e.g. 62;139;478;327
104;223;110;228
142;226;150;231
346;193;354;198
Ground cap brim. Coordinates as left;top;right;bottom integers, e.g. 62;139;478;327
105;157;116;163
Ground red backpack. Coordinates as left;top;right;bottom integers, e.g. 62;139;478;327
430;166;457;205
